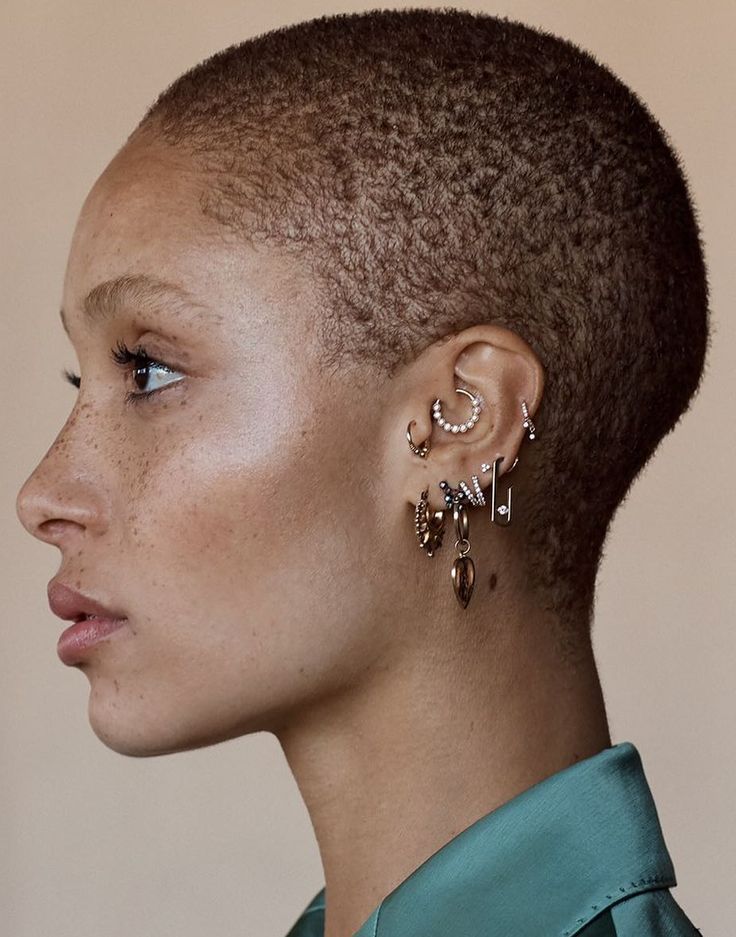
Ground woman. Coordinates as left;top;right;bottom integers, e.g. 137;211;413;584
15;8;708;936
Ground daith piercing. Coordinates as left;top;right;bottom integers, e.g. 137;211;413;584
432;387;483;433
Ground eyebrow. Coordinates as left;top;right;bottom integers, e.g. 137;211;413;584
59;273;209;336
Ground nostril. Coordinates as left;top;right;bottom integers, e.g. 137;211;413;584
40;519;65;535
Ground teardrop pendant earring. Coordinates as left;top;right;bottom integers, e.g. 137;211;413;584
450;498;475;608
437;480;475;609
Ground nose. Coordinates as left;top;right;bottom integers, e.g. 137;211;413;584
16;437;105;548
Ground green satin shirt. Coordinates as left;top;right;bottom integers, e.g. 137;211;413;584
284;741;702;936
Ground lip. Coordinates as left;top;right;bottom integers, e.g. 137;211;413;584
47;579;127;621
47;579;129;665
56;616;128;665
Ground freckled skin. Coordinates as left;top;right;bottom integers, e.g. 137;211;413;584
16;133;407;755
15;130;611;937
14;132;548;762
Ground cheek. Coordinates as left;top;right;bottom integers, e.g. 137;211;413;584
89;410;389;751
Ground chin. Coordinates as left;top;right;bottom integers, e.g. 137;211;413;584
84;678;268;757
87;700;191;757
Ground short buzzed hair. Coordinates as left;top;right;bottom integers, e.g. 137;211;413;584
134;7;710;659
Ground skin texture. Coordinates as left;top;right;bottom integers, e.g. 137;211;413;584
15;134;611;937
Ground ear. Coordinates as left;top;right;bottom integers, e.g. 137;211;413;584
395;323;544;512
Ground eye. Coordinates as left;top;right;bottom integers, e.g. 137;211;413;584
62;339;185;406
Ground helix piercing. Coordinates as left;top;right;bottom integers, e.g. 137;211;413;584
521;399;536;440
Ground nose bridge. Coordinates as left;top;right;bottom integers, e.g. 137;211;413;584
16;407;108;543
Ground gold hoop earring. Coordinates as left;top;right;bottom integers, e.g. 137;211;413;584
407;420;431;458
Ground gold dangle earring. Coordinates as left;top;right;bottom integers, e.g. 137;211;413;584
450;497;475;608
414;487;446;556
437;480;475;609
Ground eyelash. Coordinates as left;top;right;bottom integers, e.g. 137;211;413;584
62;338;182;406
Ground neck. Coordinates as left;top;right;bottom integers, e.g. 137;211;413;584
276;605;611;937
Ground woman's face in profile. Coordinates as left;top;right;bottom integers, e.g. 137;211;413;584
16;133;401;756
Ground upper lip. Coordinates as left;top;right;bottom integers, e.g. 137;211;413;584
47;579;127;622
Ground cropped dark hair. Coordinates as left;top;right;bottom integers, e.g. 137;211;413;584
136;7;710;658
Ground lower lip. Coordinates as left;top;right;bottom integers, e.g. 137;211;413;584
57;616;128;665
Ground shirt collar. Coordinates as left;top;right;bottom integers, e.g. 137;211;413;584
286;741;677;937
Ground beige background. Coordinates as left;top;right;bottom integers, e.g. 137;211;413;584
2;2;733;935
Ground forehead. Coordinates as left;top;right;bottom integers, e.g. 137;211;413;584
62;136;321;340
64;138;224;300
